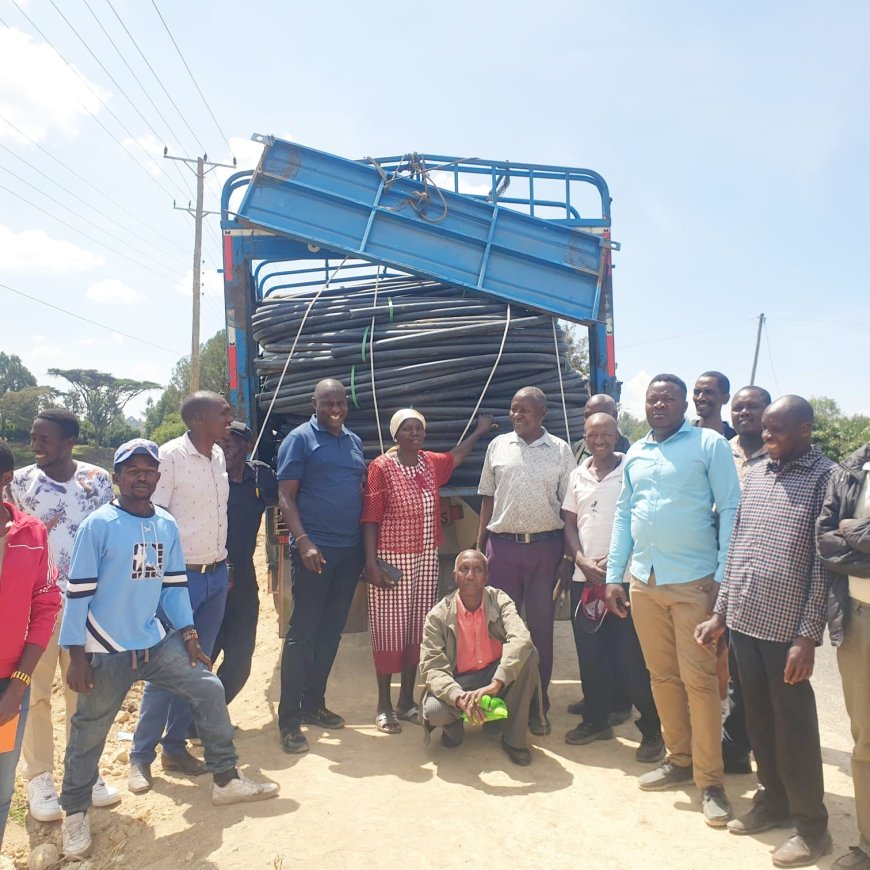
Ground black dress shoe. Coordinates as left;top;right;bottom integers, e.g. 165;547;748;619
567;699;585;715
161;749;207;776
528;714;552;736
301;707;345;729
281;728;310;754
501;740;531;766
607;708;633;727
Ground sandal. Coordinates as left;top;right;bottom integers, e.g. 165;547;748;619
375;710;402;734
396;705;421;726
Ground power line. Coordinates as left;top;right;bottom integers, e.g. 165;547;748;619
150;1;235;159
0;180;179;284
0;115;188;256
0;164;182;280
0;141;189;270
763;319;782;395
103;0;210;156
0;282;184;356
7;0;183;202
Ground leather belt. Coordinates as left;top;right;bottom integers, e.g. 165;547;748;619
491;530;562;544
185;559;226;574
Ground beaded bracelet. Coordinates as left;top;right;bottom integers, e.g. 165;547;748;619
181;627;199;644
11;671;31;686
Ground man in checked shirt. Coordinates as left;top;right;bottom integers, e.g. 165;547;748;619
696;395;835;868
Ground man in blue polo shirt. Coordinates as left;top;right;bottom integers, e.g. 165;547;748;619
276;379;366;754
605;374;741;828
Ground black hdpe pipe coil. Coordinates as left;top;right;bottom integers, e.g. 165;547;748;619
251;278;589;486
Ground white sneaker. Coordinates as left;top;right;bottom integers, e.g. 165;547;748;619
212;775;279;806
62;812;92;859
91;775;121;808
26;771;62;822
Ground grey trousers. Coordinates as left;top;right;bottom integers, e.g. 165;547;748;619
423;648;539;750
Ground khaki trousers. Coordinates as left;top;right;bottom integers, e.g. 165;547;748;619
21;615;77;780
838;599;870;853
630;573;724;789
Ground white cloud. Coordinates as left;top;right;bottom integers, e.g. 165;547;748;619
86;278;145;305
174;268;223;300
0;225;105;273
31;344;65;360
619;370;652;419
0;28;108;144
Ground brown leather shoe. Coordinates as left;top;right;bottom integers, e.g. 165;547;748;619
772;832;833;868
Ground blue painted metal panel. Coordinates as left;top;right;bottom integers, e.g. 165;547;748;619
234;137;608;322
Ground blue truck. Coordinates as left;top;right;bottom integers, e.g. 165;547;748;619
220;135;619;627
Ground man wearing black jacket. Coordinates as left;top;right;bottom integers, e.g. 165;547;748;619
817;442;870;870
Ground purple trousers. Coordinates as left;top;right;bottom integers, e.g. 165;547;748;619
485;535;562;710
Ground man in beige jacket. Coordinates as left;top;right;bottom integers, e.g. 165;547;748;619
419;549;540;766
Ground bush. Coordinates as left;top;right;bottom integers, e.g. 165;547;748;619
150;413;187;446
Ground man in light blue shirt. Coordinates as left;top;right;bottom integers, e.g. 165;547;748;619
605;374;740;828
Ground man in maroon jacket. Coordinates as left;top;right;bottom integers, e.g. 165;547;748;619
0;441;61;852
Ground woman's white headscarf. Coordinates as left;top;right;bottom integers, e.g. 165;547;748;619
389;408;427;440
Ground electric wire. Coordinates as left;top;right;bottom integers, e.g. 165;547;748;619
763;320;782;395
0;115;188;255
1;282;184;356
150;0;235;160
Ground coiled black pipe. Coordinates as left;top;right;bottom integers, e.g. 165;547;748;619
251;278;588;486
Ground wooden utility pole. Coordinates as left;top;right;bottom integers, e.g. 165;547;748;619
164;150;235;391
750;312;765;385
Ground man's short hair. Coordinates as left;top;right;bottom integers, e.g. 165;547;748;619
0;440;14;474
180;391;225;426
699;371;730;394
514;386;547;410
648;374;687;399
36;408;80;440
734;385;772;406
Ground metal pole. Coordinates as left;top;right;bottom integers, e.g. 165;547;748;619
749;312;765;385
190;156;204;392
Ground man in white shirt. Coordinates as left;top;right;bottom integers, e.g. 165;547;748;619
9;408;119;822
129;392;233;793
561;413;663;761
476;386;575;733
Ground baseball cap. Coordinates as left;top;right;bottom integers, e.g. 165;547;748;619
114;438;159;467
227;421;253;440
575;582;609;634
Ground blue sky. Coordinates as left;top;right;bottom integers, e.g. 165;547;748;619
1;1;868;419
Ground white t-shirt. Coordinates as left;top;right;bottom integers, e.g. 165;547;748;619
10;461;114;592
561;454;624;582
849;462;870;604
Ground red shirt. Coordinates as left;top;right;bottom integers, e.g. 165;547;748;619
0;502;60;678
455;593;503;674
361;451;455;553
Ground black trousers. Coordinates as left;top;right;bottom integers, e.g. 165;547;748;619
213;561;260;706
732;631;828;839
278;543;363;732
722;633;752;764
571;582;660;737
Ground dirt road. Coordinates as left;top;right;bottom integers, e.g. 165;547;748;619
4;545;857;869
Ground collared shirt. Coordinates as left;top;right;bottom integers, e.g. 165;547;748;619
227;461;278;572
715;446;835;644
276;415;366;548
151;433;229;564
730;435;769;487
847;462;870;603
607;420;741;585
572;431;631;464
455;593;504;674
693;418;737;440
10;461;113;592
562;454;624;582
478;429;574;534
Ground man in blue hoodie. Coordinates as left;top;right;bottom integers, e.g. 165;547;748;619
58;439;278;861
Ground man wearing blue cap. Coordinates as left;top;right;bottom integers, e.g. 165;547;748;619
58;439;278;861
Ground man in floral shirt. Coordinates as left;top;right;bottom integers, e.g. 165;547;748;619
9;409;118;823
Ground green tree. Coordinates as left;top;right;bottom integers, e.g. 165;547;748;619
0;386;57;437
150;413;187;446
810;396;870;463
0;352;37;395
48;368;161;447
618;410;649;443
561;323;590;380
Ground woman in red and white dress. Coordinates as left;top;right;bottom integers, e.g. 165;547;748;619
362;409;494;734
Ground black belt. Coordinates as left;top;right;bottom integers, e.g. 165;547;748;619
185;559;226;574
491;530;562;544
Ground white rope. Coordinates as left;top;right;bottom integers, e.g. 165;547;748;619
250;255;351;458
552;317;571;444
368;265;385;454
455;303;511;445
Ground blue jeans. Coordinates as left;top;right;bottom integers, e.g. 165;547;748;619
132;563;228;763
0;683;30;848
61;632;237;815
